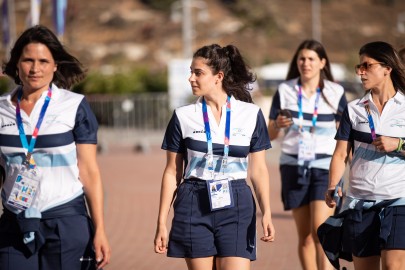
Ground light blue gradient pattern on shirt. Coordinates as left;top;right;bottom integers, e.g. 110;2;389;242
352;146;405;166
185;156;248;179
4;149;77;167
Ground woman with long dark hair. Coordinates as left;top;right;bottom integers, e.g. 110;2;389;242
268;40;347;270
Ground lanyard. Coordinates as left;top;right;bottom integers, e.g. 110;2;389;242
297;85;321;132
363;100;377;140
16;87;52;165
202;96;231;177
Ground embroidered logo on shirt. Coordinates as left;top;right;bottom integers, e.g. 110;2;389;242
193;129;205;134
232;128;246;137
390;119;405;128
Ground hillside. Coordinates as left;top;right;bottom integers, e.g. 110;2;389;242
1;0;405;79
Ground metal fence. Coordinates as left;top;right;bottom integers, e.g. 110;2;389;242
86;93;171;150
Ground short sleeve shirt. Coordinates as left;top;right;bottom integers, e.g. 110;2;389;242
336;90;405;200
162;96;271;181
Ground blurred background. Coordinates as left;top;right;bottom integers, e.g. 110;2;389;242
1;0;405;149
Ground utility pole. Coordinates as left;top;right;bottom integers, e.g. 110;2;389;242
312;0;321;42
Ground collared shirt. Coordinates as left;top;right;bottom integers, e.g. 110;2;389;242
0;84;98;213
269;78;347;169
162;96;271;181
336;90;405;200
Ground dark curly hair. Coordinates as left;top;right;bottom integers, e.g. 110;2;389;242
2;25;86;89
193;44;255;103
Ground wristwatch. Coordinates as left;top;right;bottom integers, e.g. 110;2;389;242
402;138;405;151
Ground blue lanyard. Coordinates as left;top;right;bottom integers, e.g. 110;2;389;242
16;87;52;165
363;100;377;140
297;85;321;132
202;96;231;176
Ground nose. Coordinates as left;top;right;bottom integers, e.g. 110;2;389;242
188;73;195;82
30;61;39;73
355;69;365;76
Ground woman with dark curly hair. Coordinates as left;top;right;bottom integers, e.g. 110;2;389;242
0;25;110;270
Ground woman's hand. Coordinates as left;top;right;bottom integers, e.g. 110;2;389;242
93;230;111;269
372;136;401;152
154;225;168;253
260;213;275;243
324;186;342;208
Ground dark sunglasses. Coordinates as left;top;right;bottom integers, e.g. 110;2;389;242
354;62;385;73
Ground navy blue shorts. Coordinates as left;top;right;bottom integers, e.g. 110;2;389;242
280;165;329;210
168;179;257;260
342;205;405;257
0;196;97;270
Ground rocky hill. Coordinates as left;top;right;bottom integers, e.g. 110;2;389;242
1;0;405;79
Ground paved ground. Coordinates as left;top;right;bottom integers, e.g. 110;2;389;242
98;139;354;270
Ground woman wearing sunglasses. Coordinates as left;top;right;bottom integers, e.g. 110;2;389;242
326;41;405;269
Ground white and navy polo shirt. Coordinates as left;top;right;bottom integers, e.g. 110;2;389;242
269;78;347;169
336;90;405;200
162;96;271;181
0;84;98;213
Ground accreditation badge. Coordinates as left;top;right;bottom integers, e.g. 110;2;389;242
7;168;40;210
207;179;234;211
298;130;316;161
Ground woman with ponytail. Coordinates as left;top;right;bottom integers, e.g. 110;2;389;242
154;44;275;270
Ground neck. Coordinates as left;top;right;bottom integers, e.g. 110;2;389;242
20;87;48;104
370;83;396;104
204;92;228;111
300;76;319;93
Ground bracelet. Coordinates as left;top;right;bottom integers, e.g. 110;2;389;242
396;138;403;152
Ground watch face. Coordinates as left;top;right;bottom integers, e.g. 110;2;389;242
402;140;405;151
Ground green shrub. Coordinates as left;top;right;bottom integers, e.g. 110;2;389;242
73;67;168;94
0;77;12;94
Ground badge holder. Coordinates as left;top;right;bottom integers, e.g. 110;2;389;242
207;179;234;211
7;159;40;210
298;130;316;161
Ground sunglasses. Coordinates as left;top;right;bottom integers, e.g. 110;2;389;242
354;62;385;73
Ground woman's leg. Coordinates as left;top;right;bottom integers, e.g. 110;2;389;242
186;257;215;270
216;257;250;270
353;255;380;270
311;200;335;270
292;205;317;270
382;249;405;270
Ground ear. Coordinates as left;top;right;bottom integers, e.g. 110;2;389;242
320;58;327;70
54;65;57;72
216;71;224;83
384;66;392;76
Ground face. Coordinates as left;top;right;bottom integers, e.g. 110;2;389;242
356;54;390;90
189;57;222;97
296;49;326;82
17;42;57;92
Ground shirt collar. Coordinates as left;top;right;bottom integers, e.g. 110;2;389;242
358;90;405;106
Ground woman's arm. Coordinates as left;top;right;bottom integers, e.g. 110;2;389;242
325;140;351;208
154;151;183;253
77;144;111;269
249;150;275;242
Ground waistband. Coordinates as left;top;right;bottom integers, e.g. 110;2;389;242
2;194;88;220
183;178;247;187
